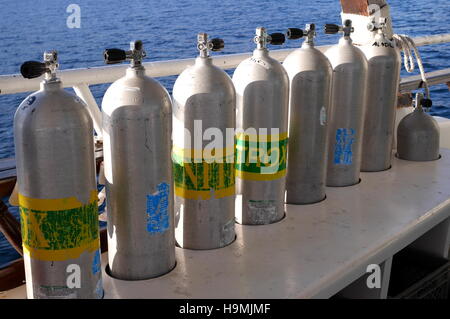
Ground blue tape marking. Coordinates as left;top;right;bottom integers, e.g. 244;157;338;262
333;128;355;165
92;250;101;275
146;182;170;234
95;278;104;299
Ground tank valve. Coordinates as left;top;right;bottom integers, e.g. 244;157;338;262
254;27;285;49
421;98;433;110
325;19;354;38
415;92;433;111
104;40;146;67
197;33;225;58
20;50;59;81
287;24;316;45
367;17;388;32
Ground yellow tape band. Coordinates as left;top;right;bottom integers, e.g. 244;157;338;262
23;239;100;262
236;169;287;181
18;190;98;211
174;185;235;200
19;190;99;262
235;132;288;142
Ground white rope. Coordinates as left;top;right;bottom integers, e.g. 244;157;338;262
393;34;430;99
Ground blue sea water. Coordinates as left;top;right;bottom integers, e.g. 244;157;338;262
0;0;449;268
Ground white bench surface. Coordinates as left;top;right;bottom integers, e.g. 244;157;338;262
100;149;450;299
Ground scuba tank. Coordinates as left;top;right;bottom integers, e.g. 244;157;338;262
360;18;401;172
15;51;102;299
172;33;236;249
324;20;369;187
232;27;289;225
397;93;439;161
102;40;176;280
283;24;333;204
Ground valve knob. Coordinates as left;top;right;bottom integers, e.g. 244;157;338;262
104;49;127;64
133;40;143;51
210;38;225;51
20;61;47;79
421;98;433;109
269;33;285;45
344;19;352;27
324;24;340;34
286;28;304;40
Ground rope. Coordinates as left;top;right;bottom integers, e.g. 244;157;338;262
393;34;430;100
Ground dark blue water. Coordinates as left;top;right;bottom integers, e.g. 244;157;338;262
0;0;449;267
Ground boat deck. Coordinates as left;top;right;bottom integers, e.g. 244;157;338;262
3;150;450;299
98;149;450;298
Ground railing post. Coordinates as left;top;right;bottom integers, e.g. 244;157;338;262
73;84;103;138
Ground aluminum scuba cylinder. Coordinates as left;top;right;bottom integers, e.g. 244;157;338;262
172;33;236;249
324;20;369;187
360;18;401;172
283;24;333;204
14;51;102;299
397;93;439;161
102;41;176;280
232;27;289;225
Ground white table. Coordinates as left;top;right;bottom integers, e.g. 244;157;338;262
101;149;450;299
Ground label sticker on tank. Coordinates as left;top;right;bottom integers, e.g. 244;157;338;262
146;182;170;234
19;190;100;262
37;285;78;299
250;57;270;70
95;278;104;299
333;128;355;165
247;200;277;224
220;219;235;246
372;41;394;48
320;106;327;126
173;149;235;200
235;132;288;181
91;250;101;275
27;96;36;105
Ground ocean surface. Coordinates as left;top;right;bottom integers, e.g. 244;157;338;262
0;0;449;267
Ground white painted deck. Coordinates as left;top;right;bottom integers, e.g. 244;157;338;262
101;149;450;299
3;149;450;299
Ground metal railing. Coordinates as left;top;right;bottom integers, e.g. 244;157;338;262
1;33;450;137
400;68;450;92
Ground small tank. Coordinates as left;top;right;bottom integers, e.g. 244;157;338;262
397;93;440;161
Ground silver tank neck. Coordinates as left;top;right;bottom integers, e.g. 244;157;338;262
253;47;269;58
195;55;213;66
127;64;145;77
302;41;314;49
41;78;62;91
339;36;353;46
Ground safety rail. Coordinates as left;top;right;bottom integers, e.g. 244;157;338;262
400;68;450;93
1;33;450;138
